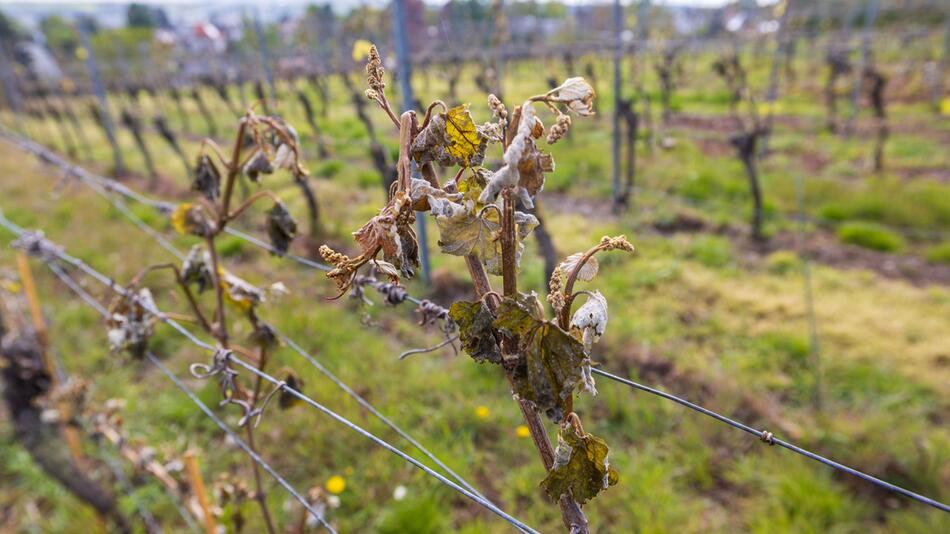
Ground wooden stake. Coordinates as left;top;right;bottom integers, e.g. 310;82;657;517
184;449;217;534
15;253;86;465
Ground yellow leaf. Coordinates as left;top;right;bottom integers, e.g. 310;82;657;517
170;203;193;235
443;105;481;167
352;39;373;62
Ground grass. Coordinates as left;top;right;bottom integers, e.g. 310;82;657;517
0;40;948;533
837;221;905;252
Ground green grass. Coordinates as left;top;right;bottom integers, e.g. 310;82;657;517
837;221;905;252
1;39;949;533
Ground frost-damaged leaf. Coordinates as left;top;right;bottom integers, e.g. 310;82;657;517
171;203;212;237
494;293;588;422
265;201;297;256
550;77;596;117
444;104;483;166
243;151;273;183
220;269;265;312
320;191;419;295
480;103;553;209
448;300;502;364
107;289;156;359
411;112;486;168
249;320;278;349
558;252;599;282
192;154;221;201
570;291;608;350
181;245;213;293
279;371;304;409
430;199;538;275
540;426;618;505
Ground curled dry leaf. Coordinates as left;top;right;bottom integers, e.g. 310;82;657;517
429;194;538;275
449;300;502;364
278;370;304;409
558;252;599;282
107;288;156;359
540;425;618;505
171;203;212;237
570;291;608;351
480;102;553;209
181;245;213;293
493;292;590;422
243;151;273;183
320;191;419;295
549;77;596;116
411;106;487;168
193;154;221;201
249;320;279;349
220;269;265;312
265;201;297;256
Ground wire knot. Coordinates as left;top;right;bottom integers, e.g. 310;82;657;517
12;230;63;262
760;430;774;445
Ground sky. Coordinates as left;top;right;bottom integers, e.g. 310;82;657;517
0;0;750;7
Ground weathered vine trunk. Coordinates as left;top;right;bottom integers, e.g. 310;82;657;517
120;109;157;180
191;87;217;138
0;304;130;532
731;132;765;241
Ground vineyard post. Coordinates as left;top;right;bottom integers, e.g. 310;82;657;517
759;0;795;157
251;10;278;109
793;174;823;411
183;449;217;534
932;14;950;114
610;0;624;213
77;22;126;177
844;0;879;136
15;253;88;466
393;0;432;284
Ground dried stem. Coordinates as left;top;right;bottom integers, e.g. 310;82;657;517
461;251;589;533
557;242;608;330
226;190;281;223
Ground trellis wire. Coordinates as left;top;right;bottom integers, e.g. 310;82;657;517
590;368;950;514
0;215;537;533
18;142;483;502
3;123;950;515
47;262;200;534
42;243;336;533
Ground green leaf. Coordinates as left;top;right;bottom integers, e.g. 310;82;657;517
494;293;588;422
540;427;618;505
449;300;502;364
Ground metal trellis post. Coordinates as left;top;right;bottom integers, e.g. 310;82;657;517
393;0;432;284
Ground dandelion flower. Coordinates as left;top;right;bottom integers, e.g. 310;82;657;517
475;406;490;420
325;475;346;494
516;425;531;438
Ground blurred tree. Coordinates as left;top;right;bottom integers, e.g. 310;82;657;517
127;3;170;29
0;9;27;50
40;16;78;56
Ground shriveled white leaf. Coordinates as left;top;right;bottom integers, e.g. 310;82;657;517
372;260;400;278
570;291;608;350
273;143;295;169
479;102;539;208
552;77;596;116
559;253;599;282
